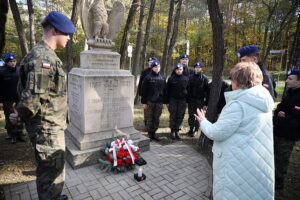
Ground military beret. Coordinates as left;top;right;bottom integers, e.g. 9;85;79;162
45;11;76;34
151;60;160;67
180;54;189;59
194;62;204;68
148;57;157;62
174;63;183;69
237;45;259;58
3;52;16;63
288;69;300;76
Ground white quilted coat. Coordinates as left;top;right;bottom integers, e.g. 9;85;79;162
200;85;275;200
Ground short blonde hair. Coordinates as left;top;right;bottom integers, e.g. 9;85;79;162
230;62;263;89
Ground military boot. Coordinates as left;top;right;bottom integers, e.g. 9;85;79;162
175;131;181;139
148;132;154;139
170;129;176;140
11;137;17;144
5;132;12;140
55;195;68;200
187;128;194;137
152;132;161;142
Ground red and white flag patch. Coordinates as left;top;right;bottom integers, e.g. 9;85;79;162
262;84;269;88
42;63;51;69
293;106;300;111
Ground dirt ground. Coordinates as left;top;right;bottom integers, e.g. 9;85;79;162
0;107;299;200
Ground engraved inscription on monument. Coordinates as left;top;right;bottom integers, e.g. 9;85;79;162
84;76;134;133
68;75;84;129
80;50;120;69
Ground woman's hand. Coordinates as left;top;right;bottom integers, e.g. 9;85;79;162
194;108;206;123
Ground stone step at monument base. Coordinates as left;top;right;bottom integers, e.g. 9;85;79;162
65;130;150;169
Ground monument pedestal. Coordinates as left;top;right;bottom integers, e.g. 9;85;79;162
66;49;149;169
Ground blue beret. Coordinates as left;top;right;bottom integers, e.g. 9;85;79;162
151;60;160;67
237;45;259;58
288;69;300;76
45;11;75;34
174;63;183;69
3;52;16;62
194;62;204;68
180;54;189;59
148;57;157;62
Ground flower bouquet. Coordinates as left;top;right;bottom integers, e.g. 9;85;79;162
99;138;140;173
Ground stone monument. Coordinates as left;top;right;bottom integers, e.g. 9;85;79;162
66;0;150;169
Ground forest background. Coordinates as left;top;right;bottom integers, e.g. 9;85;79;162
1;0;299;77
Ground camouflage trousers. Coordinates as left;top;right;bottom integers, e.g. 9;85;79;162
168;98;187;131
26;122;66;200
3;102;24;137
144;101;163;133
274;136;296;184
188;98;204;131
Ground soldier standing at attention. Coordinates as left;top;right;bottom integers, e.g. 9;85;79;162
137;57;157;127
0;52;25;143
186;62;209;137
141;60;166;142
9;11;75;200
237;45;276;100
273;69;300;190
166;63;189;139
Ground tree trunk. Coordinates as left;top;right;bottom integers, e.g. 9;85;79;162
27;0;36;49
66;0;80;72
140;0;156;70
166;0;183;74
132;0;145;77
9;0;28;57
0;0;8;55
161;0;175;75
198;0;224;161
289;14;300;69
119;0;139;69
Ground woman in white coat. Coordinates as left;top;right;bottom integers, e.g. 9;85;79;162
195;62;275;200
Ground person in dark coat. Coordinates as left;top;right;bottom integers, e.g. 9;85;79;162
0;52;24;143
137;57;157;127
166;63;189;139
187;62;209;137
237;45;276;100
273;69;300;190
141;60;166;141
137;57;157;96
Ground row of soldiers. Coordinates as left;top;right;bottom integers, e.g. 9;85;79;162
137;54;211;141
138;45;277;142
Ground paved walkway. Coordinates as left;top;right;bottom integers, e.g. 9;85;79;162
4;142;212;200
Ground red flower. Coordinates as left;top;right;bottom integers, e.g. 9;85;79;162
119;147;125;152
117;152;123;158
125;158;132;164
117;159;122;166
106;154;113;162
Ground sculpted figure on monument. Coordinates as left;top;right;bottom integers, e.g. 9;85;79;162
91;0;109;39
80;0;125;49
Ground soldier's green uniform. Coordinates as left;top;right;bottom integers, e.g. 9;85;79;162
17;40;67;200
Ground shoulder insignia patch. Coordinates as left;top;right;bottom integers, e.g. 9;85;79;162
293;106;300;111
42;63;52;69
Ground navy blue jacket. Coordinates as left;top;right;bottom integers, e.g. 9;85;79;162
0;64;19;103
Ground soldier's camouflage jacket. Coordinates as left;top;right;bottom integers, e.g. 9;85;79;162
17;40;67;134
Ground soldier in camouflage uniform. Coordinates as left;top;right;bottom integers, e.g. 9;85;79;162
141;60;166;141
166;63;189;139
10;11;75;200
273;69;300;190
